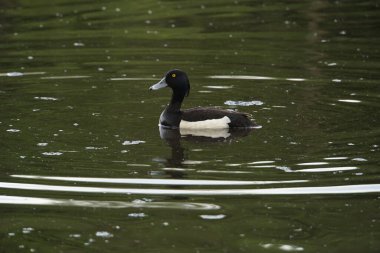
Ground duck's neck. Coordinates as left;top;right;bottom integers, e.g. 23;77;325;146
166;90;185;112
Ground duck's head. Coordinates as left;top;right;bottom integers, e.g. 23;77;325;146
149;69;190;97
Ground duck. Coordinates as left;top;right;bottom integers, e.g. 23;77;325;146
149;69;256;129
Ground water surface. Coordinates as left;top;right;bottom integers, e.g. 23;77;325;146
1;0;379;252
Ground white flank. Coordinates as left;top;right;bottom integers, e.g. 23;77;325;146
180;128;231;138
180;116;231;129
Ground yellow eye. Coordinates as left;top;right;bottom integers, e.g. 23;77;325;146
171;73;176;78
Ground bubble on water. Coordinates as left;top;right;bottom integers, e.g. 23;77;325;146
22;227;34;234
7;129;21;133
73;42;85;47
279;244;304;251
42;152;63;156
96;231;113;238
132;199;147;204
261;243;304;252
37;143;48;147
332;79;342;83
200;214;226;220
34;96;58;101
128;213;147;218
69;234;81;238
224;100;263;106
122;140;145;145
27;56;34;60
7;72;23;77
85;146;108;150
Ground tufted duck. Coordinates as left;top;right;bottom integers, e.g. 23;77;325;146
149;69;256;129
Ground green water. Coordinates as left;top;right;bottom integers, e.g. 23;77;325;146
1;0;380;252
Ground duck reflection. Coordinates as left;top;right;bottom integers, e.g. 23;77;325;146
158;126;254;178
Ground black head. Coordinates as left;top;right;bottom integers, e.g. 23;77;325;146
149;69;190;97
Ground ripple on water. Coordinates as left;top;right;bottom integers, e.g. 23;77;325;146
2;182;379;195
0;195;220;210
85;146;108;150
352;158;367;162
182;160;207;165
6;129;21;133
224;100;264;106
5;72;23;77
40;76;90;80
10;175;308;186
293;166;358;173
261;243;304;252
323;157;348;160
109;77;158;81
207;75;307;82
248;165;277;168
197;169;252;174
0;71;45;77
296;162;329;166
203;85;233;89
34;96;58;101
122;140;145;145
247;161;275;165
42;152;63;156
338;99;361;103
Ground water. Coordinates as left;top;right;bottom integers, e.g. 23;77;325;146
1;0;379;252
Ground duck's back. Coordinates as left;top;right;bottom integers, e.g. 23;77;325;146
181;107;255;128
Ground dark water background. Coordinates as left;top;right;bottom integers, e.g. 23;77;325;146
1;0;379;252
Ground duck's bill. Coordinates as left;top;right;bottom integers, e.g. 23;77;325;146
149;77;167;90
